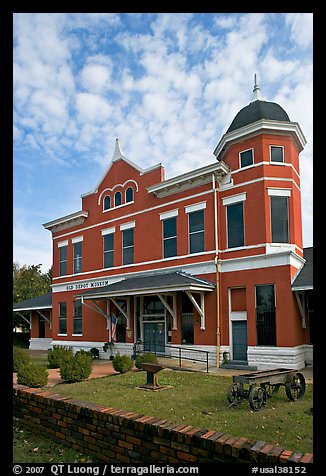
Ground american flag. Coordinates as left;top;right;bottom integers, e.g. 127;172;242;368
111;313;118;343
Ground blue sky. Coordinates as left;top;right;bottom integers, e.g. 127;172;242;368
13;13;313;272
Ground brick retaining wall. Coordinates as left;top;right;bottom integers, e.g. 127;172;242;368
13;384;313;464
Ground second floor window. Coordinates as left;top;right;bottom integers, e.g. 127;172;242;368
271;196;289;243
189;210;204;254
59;302;67;334
59;245;67;276
104;233;114;268
163;217;177;258
73;241;82;274
123;228;134;265
227;202;244;248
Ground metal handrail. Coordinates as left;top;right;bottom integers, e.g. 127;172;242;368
132;341;210;373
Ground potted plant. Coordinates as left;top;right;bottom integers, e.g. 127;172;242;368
222;351;230;364
103;341;114;360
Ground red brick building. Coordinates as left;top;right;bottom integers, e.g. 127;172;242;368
14;81;313;370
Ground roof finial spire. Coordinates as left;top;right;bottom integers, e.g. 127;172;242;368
112;138;125;162
253;73;261;101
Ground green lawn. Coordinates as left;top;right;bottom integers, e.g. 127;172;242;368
52;369;313;454
13;418;97;463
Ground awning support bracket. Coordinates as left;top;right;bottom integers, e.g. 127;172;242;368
36;310;52;330
157;293;177;330
16;311;32;329
294;291;306;328
111;297;131;330
185;291;205;330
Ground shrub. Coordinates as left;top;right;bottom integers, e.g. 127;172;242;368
90;347;100;359
60;352;92;383
13;347;31;372
17;363;48;387
135;352;158;370
112;353;133;374
75;349;92;357
47;346;73;369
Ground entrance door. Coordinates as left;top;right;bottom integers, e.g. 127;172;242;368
232;321;247;362
39;317;45;338
143;322;165;354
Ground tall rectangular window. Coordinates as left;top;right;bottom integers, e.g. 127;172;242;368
189;210;204;253
227;202;244;248
73;241;82;274
73;300;82;335
163;217;177;258
256;284;276;346
59;245;67;276
270;145;284;163
59;302;67;334
104;233;114;268
271;196;289;243
123;228;134;265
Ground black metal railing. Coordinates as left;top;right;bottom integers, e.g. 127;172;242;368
132;341;210;373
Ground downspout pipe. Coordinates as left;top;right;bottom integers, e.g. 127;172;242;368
212;173;221;367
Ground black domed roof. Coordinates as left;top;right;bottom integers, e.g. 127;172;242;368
227;99;290;134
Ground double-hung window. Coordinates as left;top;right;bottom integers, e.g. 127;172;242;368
58;241;68;276
255;284;276;346
121;222;135;265
72;237;83;274
102;227;115;268
268;189;290;243
59;302;67;335
73;300;82;335
223;193;246;249
160;209;178;258
185;202;206;254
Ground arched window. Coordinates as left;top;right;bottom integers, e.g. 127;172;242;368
125;187;134;203
103;195;111;210
114;191;122;207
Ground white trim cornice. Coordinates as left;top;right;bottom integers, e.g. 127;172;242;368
214;119;306;160
43;211;88;232
147;162;229;197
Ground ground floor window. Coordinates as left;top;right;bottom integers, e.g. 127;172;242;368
73;300;82;334
255;284;276;346
59;302;67;334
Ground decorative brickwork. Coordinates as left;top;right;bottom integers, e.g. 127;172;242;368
13;384;313;464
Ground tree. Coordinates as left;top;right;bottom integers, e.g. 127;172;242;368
13;263;52;330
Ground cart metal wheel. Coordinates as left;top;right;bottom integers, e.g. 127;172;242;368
227;382;240;404
248;385;267;412
261;383;280;396
285;372;306;401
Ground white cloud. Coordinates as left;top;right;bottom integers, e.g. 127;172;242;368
75;92;112;122
284;13;313;49
80;64;111;93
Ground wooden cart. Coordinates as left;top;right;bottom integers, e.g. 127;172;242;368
227;368;306;412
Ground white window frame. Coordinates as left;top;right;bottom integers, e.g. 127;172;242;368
270;145;284;164
239;148;254;169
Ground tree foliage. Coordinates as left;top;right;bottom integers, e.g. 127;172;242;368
13;262;52;330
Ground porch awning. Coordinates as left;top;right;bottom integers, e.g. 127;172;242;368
292;247;313;291
13;292;52;312
76;270;215;300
